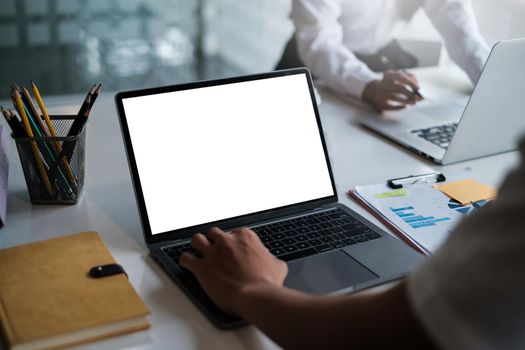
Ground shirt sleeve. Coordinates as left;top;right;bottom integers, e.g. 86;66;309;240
408;139;525;349
423;0;490;84
292;0;381;99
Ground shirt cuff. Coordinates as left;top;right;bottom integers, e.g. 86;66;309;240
342;71;382;100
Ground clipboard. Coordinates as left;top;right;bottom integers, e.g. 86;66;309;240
387;172;446;189
348;170;489;256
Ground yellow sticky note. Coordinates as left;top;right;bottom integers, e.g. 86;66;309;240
434;178;496;205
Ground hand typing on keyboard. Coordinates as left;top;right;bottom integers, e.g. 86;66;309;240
179;227;288;315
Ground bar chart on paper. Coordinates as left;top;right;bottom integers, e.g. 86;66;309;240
390;206;451;229
350;170;491;255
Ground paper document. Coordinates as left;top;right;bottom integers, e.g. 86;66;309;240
350;170;489;255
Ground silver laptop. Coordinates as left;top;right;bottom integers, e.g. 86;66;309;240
115;68;424;329
360;38;525;165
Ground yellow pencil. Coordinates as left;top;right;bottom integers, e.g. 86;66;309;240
13;90;53;195
32;81;77;188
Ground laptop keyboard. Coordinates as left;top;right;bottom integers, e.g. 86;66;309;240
411;123;458;149
163;208;382;265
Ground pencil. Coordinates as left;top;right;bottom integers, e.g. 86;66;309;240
19;96;75;198
10;90;24;122
22;87;50;136
13;90;53;195
32;81;77;187
11;83;22;94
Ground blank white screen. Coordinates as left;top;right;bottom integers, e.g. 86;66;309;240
122;74;334;235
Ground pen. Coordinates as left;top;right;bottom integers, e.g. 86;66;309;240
77;85;95;118
380;56;424;100
8;110;27;136
1;107;26;137
89;84;101;108
59;93;91;163
412;84;424;100
70;94;91;136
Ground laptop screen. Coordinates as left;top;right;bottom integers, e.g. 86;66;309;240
121;72;335;235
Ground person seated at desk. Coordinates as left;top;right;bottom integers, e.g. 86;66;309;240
180;140;525;349
277;0;490;111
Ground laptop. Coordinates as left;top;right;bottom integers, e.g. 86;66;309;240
114;68;424;329
360;38;525;165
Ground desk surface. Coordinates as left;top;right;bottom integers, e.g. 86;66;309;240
0;66;519;350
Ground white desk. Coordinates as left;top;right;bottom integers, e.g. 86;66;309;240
0;66;519;350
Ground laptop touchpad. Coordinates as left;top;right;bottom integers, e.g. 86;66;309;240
284;251;378;294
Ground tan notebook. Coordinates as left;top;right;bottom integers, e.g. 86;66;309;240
0;231;150;350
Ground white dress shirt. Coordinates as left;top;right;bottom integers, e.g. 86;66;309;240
292;0;490;98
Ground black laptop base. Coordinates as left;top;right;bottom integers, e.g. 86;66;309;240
149;205;413;329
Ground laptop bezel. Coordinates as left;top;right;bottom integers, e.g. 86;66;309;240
115;68;339;245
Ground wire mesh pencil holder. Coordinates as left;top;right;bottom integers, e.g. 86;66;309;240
13;115;86;204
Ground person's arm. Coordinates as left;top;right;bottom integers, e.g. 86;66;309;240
180;227;434;349
292;0;379;99
293;0;422;111
423;0;490;84
235;280;433;349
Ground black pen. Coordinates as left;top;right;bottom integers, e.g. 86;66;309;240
380;56;424;100
77;85;96;118
70;94;91;136
90;84;101;108
411;83;424;100
8;110;27;137
1;107;26;137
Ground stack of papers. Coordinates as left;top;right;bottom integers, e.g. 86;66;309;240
350;170;495;255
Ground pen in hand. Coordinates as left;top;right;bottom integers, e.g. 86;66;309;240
412;86;424;100
380;55;424;100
